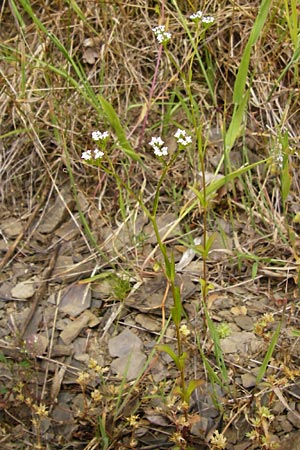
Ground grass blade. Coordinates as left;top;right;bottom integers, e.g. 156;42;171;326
255;321;282;385
233;0;272;104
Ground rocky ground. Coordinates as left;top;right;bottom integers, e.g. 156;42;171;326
0;182;300;449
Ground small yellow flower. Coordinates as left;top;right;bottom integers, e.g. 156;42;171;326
210;430;227;449
126;414;140;427
76;371;91;385
33;403;49;417
91;389;102;403
179;324;190;337
16;393;25;402
170;431;186;446
108;385;118;395
165;395;176;408
13;381;24;393
258;406;274;421
88;358;98;370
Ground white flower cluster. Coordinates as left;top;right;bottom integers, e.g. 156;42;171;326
81;148;104;160
149;136;168;157
271;148;284;169
202;16;214;24
152;25;172;44
92;130;109;141
174;129;192;147
190;10;214;24
81;130;109;161
149;129;192;156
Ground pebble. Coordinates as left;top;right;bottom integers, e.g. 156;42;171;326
108;329;143;357
111;350;146;381
234;315;253;331
11;279;36;299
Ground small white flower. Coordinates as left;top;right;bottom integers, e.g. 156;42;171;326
94;148;104;159
157;32;171;44
152;24;171;44
177;136;192;146
152;25;165;34
174;129;186;139
153;146;168;157
81;150;92;160
202;16;214;24
190;10;214;25
149;136;168;157
190;10;203;20
174;129;192;147
149;136;164;148
92;130;109;141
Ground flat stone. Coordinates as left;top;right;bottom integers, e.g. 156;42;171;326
287;410;300;429
60;311;100;345
190;415;211;438
92;278;116;299
59;284;91;317
281;431;300;449
220;331;260;355
231;305;248;316
150;358;169;382
111;350;146;381
241;372;256;388
0;282;14;302
51;402;75;440
11;279;36;299
54;219;79;240
275;415;293;433
52;344;73;357
52;255;93;283
1;218;23;237
52;255;74;280
144;212;181;244
108;329;143;358
234;315;253;331
135;313;161;332
38;186;74;233
74;353;89;363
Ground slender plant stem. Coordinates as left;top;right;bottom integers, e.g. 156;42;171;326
137;0;166;147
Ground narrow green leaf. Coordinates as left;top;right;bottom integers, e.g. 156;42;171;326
98;95;142;163
203;302;229;384
281;157;291;206
188;157;272;207
252;261;259;278
178;352;187;371
78;272;113;284
156;344;179;367
255;321;282;385
184;379;204;403
205;233;216;254
233;0;272;103
233;44;252;104
225;92;249;152
171;279;184;326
